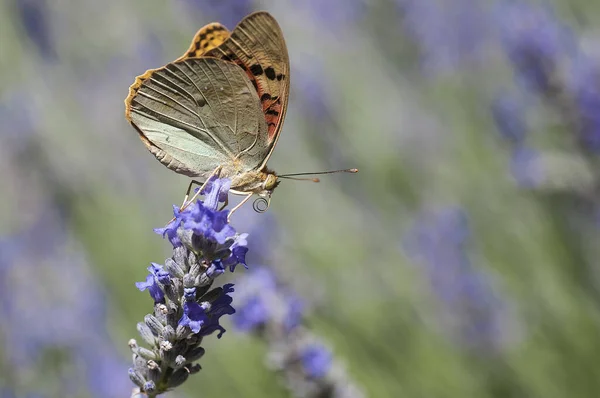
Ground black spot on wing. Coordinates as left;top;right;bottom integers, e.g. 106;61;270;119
193;27;217;52
264;66;276;80
250;64;263;76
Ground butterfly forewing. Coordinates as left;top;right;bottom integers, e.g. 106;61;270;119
202;12;290;166
128;57;269;178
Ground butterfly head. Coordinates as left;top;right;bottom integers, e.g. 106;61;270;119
262;173;280;192
249;171;279;213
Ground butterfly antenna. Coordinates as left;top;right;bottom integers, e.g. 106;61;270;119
279;168;358;179
278;176;321;182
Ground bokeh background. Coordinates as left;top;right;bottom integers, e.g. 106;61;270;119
2;0;600;397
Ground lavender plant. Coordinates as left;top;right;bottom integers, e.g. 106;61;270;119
403;207;520;353
0;81;130;397
128;177;247;397
0;207;130;397
179;0;254;30
490;1;600;294
493;0;600;191
233;266;365;398
14;0;56;60
394;0;491;75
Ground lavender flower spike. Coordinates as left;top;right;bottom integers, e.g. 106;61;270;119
234;267;365;398
129;178;247;397
403;207;521;353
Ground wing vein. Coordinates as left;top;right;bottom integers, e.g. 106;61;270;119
170;62;212;130
133;94;214;136
145;79;203;121
190;59;236;158
213;58;239;140
161;67;205;110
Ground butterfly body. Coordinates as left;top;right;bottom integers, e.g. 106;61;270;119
125;12;289;203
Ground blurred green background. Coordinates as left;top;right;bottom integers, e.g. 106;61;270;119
3;0;600;397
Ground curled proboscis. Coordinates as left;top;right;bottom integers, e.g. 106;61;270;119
253;197;270;213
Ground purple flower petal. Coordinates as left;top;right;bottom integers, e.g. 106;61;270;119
136;274;165;303
201;176;231;210
179;301;208;334
148;263;170;285
154;206;182;247
222;233;249;271
200;284;236;338
234;296;269;331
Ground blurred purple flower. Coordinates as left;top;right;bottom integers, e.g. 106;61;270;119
510;146;543;188
233;267;276;331
79;339;134;397
133;31;165;68
284;295;305;332
295;63;333;121
233;266;365;397
567;54;600;152
301;344;333;379
180;0;254;28
0;91;38;152
404;207;520;352
0;389;44;398
302;0;366;28
496;0;574;93
14;0;56;60
491;1;600;188
234;295;269;331
0;207;130;397
396;0;490;74
491;92;529;144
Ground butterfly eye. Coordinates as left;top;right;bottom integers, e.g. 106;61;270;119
263;174;278;191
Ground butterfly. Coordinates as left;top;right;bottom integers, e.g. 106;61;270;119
125;11;356;216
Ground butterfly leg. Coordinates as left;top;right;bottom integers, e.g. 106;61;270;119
181;180;203;208
165;166;223;226
179;166;223;212
226;193;253;223
218;195;229;211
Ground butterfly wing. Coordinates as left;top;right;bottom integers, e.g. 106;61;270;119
126;57;269;178
177;22;231;60
124;12;288;177
201;11;290;169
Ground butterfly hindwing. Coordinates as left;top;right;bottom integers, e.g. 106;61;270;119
127;57;269;178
